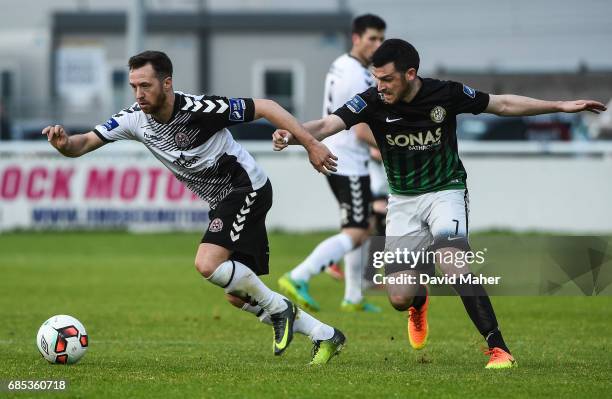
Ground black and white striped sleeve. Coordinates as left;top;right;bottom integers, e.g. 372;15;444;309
93;105;139;142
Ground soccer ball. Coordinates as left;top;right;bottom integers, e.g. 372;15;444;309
36;315;89;364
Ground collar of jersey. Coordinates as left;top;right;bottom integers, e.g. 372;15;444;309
395;77;425;107
347;53;369;69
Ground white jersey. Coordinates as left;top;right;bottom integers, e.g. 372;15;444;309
94;91;267;209
322;54;374;176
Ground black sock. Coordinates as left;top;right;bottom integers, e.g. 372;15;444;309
411;284;427;309
485;328;510;354
453;274;510;353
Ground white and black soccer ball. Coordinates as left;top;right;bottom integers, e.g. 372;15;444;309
36;315;89;364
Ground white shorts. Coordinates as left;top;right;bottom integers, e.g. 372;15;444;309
385;189;470;253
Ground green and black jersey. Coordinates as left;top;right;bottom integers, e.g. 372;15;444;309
333;78;489;195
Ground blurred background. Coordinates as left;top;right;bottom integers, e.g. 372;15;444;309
1;0;611;233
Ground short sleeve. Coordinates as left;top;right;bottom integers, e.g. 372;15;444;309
332;88;376;129
93;105;138;142
447;81;490;115
186;96;255;130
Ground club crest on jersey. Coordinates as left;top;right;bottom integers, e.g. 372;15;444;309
430;106;446;123
103;118;119;131
209;218;224;232
229;98;246;122
463;84;476;99
346;95;367;114
174;131;191;150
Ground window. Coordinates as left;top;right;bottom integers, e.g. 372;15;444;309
111;68;127;112
0;68;15;140
253;60;305;120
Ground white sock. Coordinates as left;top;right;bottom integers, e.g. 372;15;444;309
343;245;364;303
241;302;271;324
241;302;334;341
290;233;353;282
296;308;335;341
207;260;287;315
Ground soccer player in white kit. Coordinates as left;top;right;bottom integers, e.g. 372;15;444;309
278;15;386;312
42;50;346;365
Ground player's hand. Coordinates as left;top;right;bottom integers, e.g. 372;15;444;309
272;129;292;151
305;141;338;175
42;125;70;150
559;100;607;114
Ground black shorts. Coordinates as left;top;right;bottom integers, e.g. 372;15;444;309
326;174;372;229
202;180;272;276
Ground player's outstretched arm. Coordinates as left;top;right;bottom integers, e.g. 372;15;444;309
41;125;105;157
485;94;607;116
271;114;346;151
253;99;339;174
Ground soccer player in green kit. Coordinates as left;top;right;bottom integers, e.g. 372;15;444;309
272;39;606;368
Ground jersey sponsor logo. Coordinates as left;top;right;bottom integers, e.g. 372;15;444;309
208;218;224;232
172;153;201;168
385;128;443;149
229;98;246;122
174;131;191;150
463;84;476;99
103;118;119;131
386;117;402;123
346;94;367;113
430;106;446;123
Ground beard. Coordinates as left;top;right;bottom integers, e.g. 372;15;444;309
143;91;167;115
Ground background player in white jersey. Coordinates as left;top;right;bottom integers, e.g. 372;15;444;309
279;14;386;313
41;50;345;365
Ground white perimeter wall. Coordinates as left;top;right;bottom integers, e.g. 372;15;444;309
2;142;612;233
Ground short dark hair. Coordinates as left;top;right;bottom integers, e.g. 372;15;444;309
372;39;420;73
128;50;173;80
352;14;386;36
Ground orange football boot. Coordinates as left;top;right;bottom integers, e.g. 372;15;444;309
407;290;429;350
484;347;517;369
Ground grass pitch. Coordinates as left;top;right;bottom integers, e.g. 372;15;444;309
1;231;611;398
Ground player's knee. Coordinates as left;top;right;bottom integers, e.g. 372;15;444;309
194;256;222;278
354;234;368;247
388;294;413;311
343;227;369;247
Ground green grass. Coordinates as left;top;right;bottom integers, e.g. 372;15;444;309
0;231;611;398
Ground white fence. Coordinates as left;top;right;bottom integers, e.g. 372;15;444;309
2;141;612;233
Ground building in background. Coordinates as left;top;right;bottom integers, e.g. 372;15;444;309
1;0;612;233
0;0;611;139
